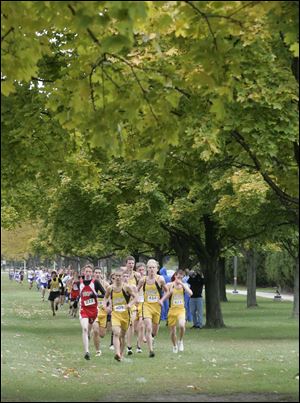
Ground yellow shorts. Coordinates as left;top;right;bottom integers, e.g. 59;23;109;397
96;308;108;328
142;302;161;325
167;308;185;327
136;303;143;319
129;306;138;324
112;311;130;331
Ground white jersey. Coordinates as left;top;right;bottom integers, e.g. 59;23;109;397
40;273;48;283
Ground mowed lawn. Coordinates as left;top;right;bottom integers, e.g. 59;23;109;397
1;273;299;402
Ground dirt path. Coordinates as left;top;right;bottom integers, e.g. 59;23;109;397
97;393;298;402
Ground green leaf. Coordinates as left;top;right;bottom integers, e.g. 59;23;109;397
210;99;225;120
1;80;15;96
101;34;132;53
290;43;299;58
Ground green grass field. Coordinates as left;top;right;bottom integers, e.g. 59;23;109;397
1;274;299;402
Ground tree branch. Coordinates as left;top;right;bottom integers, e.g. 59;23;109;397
1;26;14;42
184;1;218;50
231;130;299;206
106;52;159;123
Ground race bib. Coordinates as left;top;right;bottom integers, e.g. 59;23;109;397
52;288;59;292
114;305;126;312
147;295;158;303
138;295;144;303
98;300;103;308
84;298;96;306
173;299;184;306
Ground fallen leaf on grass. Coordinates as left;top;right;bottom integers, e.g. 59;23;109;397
81;382;88;385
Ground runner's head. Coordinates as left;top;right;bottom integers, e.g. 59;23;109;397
122;271;129;284
147;259;159;277
51;270;57;279
83;264;94;280
94;267;102;281
136;262;146;277
174;269;185;283
125;256;135;272
114;269;123;286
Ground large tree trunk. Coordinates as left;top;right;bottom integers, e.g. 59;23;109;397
219;257;228;302
245;249;258;308
204;257;225;328
292;255;299;318
170;234;191;270
154;248;164;268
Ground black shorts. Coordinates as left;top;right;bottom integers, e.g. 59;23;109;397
48;291;60;301
60;288;65;296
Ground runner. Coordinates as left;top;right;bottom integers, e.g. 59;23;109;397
79;264;106;360
108;272;116;351
137;259;168;358
103;269;137;362
47;270;63;316
125;256;141;356
69;272;80;318
27;268;35;290
161;269;193;353
135;262;147;353
58;269;66;306
40;269;49;302
92;267;110;357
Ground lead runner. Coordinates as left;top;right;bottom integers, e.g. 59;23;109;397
79;264;106;360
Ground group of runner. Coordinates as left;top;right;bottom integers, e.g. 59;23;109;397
12;257;194;362
76;256;193;361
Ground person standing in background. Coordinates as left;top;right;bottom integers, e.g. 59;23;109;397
187;269;205;329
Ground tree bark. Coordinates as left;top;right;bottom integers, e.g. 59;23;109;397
292;255;299;318
245;249;258;308
204;256;225;328
219;257;228;302
154;248;164;268
170;233;191;270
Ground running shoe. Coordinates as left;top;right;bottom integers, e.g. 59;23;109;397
95;351;102;357
84;352;91;360
136;347;143;353
127;347;133;356
173;345;178;354
114;354;121;362
109;345;115;351
178;340;184;352
149;351;155;358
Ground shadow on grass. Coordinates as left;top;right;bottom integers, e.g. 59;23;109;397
3;322;79;337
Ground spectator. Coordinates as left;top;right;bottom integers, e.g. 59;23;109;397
187;269;205;329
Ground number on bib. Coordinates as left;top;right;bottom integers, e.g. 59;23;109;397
138;295;144;303
114;305;126;312
84;298;96;306
52;288;58;292
147;295;158;303
173;299;184;306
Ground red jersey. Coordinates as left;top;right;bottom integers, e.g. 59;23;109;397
70;280;80;300
79;279;98;320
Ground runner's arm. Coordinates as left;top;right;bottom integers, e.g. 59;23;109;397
126;285;138;309
103;286;112;313
94;279;106;296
